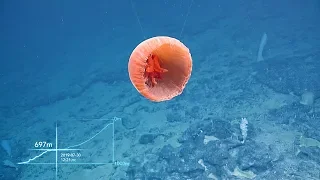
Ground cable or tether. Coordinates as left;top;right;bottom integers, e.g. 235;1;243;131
130;0;146;39
179;0;194;38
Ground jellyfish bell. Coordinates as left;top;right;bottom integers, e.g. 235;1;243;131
128;36;192;102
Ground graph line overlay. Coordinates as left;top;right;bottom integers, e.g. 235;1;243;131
17;116;122;180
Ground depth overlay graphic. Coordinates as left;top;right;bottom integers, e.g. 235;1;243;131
17;116;127;179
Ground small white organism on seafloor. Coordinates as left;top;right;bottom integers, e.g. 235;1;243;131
240;117;248;143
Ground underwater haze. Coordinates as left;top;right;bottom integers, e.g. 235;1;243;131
1;0;320;179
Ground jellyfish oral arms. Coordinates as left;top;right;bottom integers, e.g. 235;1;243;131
128;36;192;102
144;54;168;87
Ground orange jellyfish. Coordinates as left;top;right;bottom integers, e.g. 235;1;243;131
128;36;192;102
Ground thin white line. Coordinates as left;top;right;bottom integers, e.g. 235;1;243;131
23;163;56;165
130;0;145;39
59;163;111;165
17;151;49;164
77;118;113;121
28;148;83;151
112;119;115;163
28;149;56;152
179;0;194;38
55;118;113;121
55;122;58;180
66;123;113;149
20;163;112;165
